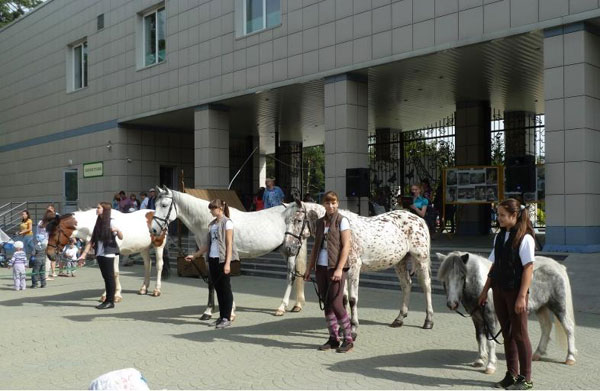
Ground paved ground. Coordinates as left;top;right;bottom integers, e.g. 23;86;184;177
1;263;599;390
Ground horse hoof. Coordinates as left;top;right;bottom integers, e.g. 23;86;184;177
352;332;358;341
274;309;285;316
485;367;496;375
151;290;161;297
532;353;542;361
138;289;147;295
291;305;302;312
230;314;236;322
565;359;576;366
114;297;122;303
99;296;106;303
422;320;434;329
390;319;404;328
472;361;484;368
199;314;212;321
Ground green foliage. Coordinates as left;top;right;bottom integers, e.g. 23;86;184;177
0;1;43;27
536;205;546;226
303;145;325;197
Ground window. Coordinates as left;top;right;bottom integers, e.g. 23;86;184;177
97;14;104;30
144;7;166;66
64;169;78;204
73;42;88;90
245;0;280;35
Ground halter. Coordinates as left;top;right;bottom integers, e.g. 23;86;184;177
152;194;178;233
47;226;70;253
284;207;312;244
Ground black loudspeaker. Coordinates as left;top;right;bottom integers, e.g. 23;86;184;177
346;168;370;197
505;155;536;193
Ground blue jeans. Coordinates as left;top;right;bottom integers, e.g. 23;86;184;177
21;235;34;259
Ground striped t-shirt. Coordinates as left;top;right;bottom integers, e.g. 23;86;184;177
9;250;28;266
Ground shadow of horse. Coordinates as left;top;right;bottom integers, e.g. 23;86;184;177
327;350;496;388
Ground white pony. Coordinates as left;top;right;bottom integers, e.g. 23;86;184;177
437;251;577;374
283;200;434;336
149;187;307;319
45;209;167;301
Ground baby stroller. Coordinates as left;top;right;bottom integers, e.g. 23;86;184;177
0;227;15;267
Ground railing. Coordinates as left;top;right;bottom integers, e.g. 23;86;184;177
0;201;61;235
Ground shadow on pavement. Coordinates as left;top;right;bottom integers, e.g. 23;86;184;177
327;349;495;388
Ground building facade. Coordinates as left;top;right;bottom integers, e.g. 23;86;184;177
1;0;600;252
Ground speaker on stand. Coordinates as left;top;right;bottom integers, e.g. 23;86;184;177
346;168;370;215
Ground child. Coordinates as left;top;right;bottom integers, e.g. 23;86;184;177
8;241;27;290
63;238;79;277
478;199;535;390
31;232;48;288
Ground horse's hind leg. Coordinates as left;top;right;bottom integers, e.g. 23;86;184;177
554;305;577;365
139;250;151;295
347;266;360;339
113;256;123;302
152;245;164;296
200;283;215;320
533;306;553;361
415;259;434;329
391;260;412;327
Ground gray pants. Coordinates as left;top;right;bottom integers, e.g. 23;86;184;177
32;257;46;287
13;264;26;290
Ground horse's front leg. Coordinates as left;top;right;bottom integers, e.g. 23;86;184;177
152;245;164;297
347;264;360;339
392;259;412;327
292;243;307;312
114;255;123;302
139;250;151;295
200;282;215;320
275;256;295;316
483;309;497;374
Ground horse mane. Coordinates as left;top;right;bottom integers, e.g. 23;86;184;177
45;213;75;235
437;251;467;281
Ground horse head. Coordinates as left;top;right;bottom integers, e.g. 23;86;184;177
437;251;469;311
46;214;76;261
283;200;319;257
151;185;177;235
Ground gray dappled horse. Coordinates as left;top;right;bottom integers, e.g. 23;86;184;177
437;251;577;374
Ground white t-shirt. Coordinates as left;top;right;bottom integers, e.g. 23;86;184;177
209;220;234;258
488;232;535;266
317;217;350;267
96;221;118;258
64;246;79;261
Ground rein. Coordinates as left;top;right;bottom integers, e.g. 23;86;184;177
454;303;506;345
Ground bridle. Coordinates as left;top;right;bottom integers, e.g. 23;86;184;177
152;194;178;233
284;207;312;245
47;226;71;255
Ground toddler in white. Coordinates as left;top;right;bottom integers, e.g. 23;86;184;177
8;241;27;290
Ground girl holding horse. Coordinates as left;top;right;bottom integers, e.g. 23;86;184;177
185;199;239;329
478;199;535;390
78;202;123;310
303;191;354;353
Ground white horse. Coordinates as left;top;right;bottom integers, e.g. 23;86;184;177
283;200;434;336
45;209;168;301
149;186;307;319
437;251;577;373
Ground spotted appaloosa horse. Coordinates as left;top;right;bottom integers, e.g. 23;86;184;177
437;251;577;373
46;209;168;302
283;200;434;336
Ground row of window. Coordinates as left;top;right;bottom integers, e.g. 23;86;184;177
70;1;280;92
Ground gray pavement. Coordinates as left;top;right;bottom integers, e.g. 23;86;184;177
1;262;599;390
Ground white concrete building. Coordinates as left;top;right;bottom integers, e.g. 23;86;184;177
1;0;600;252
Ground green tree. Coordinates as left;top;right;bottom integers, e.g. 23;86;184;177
0;1;43;27
303;145;325;197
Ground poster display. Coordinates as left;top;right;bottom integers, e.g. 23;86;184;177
444;166;501;204
504;165;545;203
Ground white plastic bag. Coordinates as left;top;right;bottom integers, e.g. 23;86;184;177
89;368;149;390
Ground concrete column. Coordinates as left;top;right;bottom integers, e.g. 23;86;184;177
324;74;369;214
194;104;229;188
543;23;600;252
455;101;492;235
504;111;536;161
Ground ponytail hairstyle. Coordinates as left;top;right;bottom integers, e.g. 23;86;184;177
208;199;230;218
498;198;535;249
92;202;113;243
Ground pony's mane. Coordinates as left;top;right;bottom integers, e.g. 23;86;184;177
437;251;468;281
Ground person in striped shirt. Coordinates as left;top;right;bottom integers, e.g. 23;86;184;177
8;241;28;290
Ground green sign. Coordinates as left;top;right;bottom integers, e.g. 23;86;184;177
83;161;103;178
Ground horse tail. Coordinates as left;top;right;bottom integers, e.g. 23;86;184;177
554;264;576;353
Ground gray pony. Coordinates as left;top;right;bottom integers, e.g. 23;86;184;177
437;251;577;375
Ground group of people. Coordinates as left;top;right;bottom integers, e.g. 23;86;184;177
7;205;71;290
112;188;157;213
251;178;285;211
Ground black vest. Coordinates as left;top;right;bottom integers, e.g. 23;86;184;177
489;228;524;290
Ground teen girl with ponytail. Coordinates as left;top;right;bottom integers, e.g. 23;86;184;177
478;199;535;390
185;199;239;329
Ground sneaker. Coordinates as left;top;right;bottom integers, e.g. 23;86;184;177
216;319;231;329
318;338;340;351
506;376;533;390
210;318;223;327
336;340;354;353
495;371;517;389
